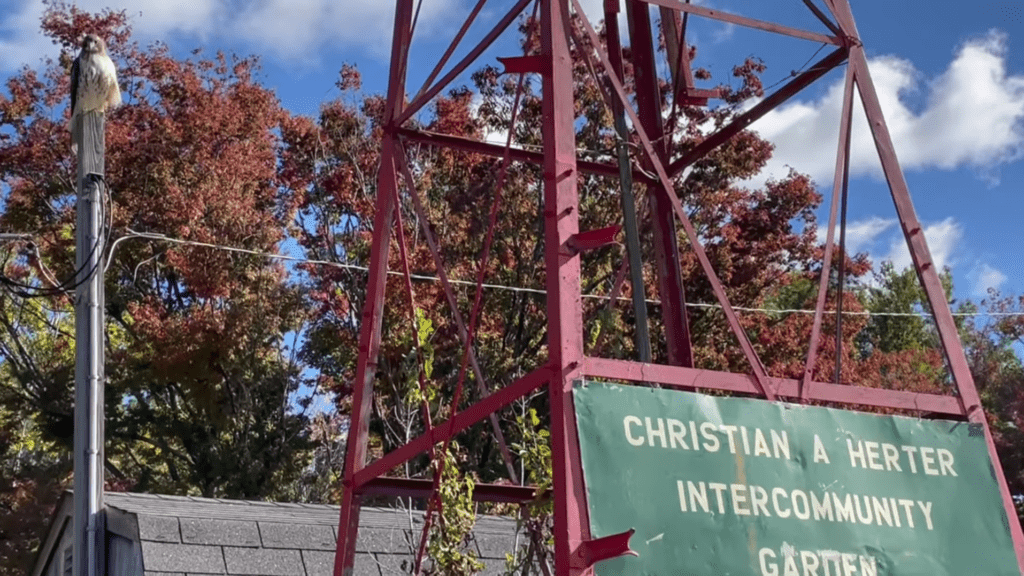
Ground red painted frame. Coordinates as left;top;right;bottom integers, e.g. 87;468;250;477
335;1;1024;574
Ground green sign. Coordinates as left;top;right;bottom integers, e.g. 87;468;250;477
573;382;1020;576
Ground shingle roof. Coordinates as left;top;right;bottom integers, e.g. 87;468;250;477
39;492;521;576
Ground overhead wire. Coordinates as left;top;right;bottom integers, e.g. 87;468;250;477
0;176;111;299
763;43;829;93
111;230;1024;319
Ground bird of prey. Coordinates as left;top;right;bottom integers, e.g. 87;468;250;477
69;34;121;133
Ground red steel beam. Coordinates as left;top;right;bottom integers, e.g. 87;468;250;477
660;5;708;106
393;141;523;474
801;63;855;399
413;0;489;102
823;0;856;38
392;144;521;483
351;366;551;487
849;52;977;419
360;477;546;503
396;0;532;126
334;5;413;576
409;53;535;569
623;0;695;369
395;127;656;186
584;357;965;416
573;0;775;400
667;47;848;178
801;0;843;38
640;0;842;45
541;2;591;574
390;148;439;462
849;40;1024;568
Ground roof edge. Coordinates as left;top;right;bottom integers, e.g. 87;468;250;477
29;491;73;576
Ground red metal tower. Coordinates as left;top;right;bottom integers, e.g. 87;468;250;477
333;1;1024;575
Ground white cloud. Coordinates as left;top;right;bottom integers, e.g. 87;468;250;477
818;216;896;256
749;31;1024;186
0;0;463;70
228;0;445;61
86;0;220;39
882;217;962;273
1;0;230;71
0;0;716;73
0;0;51;71
576;0;609;21
967;262;1007;297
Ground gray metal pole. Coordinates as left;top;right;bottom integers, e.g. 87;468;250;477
603;0;651;364
612;110;652;364
73;110;105;576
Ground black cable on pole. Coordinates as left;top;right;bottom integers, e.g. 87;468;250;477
0;176;110;298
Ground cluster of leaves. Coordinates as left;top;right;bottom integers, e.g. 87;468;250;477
502;408;554;576
962;293;1024;499
425;444;485;576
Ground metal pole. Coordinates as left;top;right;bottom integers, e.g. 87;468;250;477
73;110;105;576
604;1;651;364
625;0;694;368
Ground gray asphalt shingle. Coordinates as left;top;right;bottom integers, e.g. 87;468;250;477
298;551;335;576
260;522;335;550
100;492;521;576
302;551;380;576
370;553;410;576
140;542;226;573
137;515;181;543
473;531;518;558
222;547;303;576
354;527;413;554
180;518;260;547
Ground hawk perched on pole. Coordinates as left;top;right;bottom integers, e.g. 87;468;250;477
69;34;121;131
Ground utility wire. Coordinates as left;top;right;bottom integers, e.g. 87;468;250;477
112;230;1024;319
0;177;111;298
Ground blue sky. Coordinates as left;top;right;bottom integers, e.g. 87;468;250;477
2;0;1023;306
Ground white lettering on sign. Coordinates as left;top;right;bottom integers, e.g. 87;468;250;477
621;410;963;548
623;416;644;446
621;416;790;459
758;546;877;576
846;439;957;476
676;480;936;532
813;434;830;464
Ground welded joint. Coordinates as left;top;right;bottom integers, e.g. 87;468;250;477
965;404;984;422
545;205;575;219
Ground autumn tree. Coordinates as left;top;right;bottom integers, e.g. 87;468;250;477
962;293;1024;516
0;4;315;572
